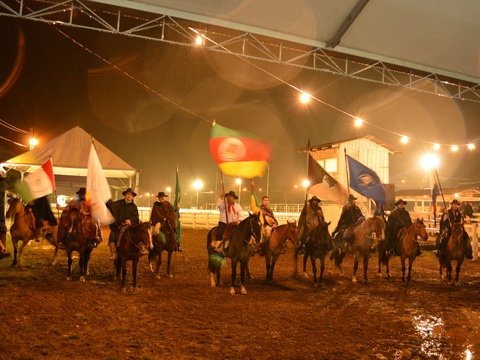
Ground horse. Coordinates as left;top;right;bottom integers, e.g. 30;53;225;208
0;221;10;259
331;216;385;283
115;222;153;291
206;213;262;295
149;211;178;279
391;218;428;283
6;198;59;267
300;221;333;287
264;220;299;283
439;223;467;285
58;207;101;282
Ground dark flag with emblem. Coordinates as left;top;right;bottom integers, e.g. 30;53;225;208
308;154;348;205
346;155;386;205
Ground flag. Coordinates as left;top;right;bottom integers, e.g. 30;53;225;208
346;155;386;205
307;154;348;205
431;169;440;224
86;143;114;225
209;123;272;178
250;179;261;215
16;158;56;202
173;164;181;210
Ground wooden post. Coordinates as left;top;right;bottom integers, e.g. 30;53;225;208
472;222;478;260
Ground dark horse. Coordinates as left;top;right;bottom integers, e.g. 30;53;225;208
299;221;333;287
115;222;153;291
331;216;385;283
6;198;59;267
58;207;101;282
265;220;300;283
380;218;428;283
0;221;10;259
149;210;178;279
206;213;262;295
439;223;467;285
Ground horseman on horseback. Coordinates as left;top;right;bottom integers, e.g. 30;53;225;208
331;194;364;243
258;195;278;256
150;191;181;251
213;190;244;253
435;199;473;260
27;195;58;241
386;199;421;256
106;188;140;260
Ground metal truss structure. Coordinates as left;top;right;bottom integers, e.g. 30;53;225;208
1;0;480;104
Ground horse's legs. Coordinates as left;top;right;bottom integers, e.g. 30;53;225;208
10;239;19;267
303;253;309;278
309;255;317;286
166;251;173;278
132;259;138;291
230;259;238;295
352;256;359;283
401;257;406;283
265;251;272;282
269;254;281;283
407;258;414;284
45;229;58;266
78;252;86;283
239;260;248;295
454;260;463;285
155;251;162;279
67;251;73;281
319;255;326;285
445;260;453;283
363;255;369;283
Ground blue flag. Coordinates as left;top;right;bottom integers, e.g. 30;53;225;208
346;155;386;205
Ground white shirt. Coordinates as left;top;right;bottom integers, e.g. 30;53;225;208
217;197;244;224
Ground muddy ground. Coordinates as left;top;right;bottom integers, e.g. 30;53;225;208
1;229;480;360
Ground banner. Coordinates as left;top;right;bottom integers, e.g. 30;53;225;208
209;123;271;178
86;143;114;225
346;155;386;205
16;158;56;202
307;154;348;205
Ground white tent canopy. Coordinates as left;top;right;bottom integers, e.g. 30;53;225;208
1;126;138;180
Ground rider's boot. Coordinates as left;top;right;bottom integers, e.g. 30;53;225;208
465;237;474;260
213;240;223;253
109;242;117;260
416;242;422;256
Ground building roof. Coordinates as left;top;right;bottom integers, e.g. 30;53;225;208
296;135;401;155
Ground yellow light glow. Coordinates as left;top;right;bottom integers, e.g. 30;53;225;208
400;136;409;144
29;137;39;149
299;92;311;104
468;143;475;150
433;143;440;151
193;180;203;190
301;179;310;188
420;153;440;169
451;145;459;152
195;35;203;45
235;178;242;185
354;118;363;127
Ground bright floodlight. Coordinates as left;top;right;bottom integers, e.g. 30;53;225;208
400;136;409;144
433;143;440;151
354;118;363;127
166;186;171;193
301;179;310;188
451;145;459;152
195;35;204;45
299;92;311;104
420;153;440;169
193;179;203;190
29;137;39;149
468;143;475;150
235;178;242;185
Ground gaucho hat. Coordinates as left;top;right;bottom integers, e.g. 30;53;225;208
76;187;86;196
450;199;460;205
309;196;321;203
225;190;238;199
122;188;137;197
157;192;168;197
395;199;407;206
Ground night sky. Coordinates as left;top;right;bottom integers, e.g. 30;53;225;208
1;17;480;206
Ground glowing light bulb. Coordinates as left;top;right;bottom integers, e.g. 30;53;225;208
299;92;311;104
433;143;440;151
467;143;475;150
195;35;203;45
400;136;409;144
354;118;363;127
451;145;459;152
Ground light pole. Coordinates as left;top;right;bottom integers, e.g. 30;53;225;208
193;180;204;208
235;178;242;205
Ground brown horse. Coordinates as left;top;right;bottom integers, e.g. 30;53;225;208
149;211;178;279
6;198;59;267
58;207;101;282
115;222;153;291
439;223;467;285
206;213;262;295
265;220;299;283
393;218;428;283
0;221;10;259
300;221;333;287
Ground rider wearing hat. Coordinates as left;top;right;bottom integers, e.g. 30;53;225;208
386;199;416;255
298;195;325;247
213;190;244;252
107;188;140;260
436;199;473;259
150;191;182;252
332;194;364;241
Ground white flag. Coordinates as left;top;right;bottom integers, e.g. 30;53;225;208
87;143;114;225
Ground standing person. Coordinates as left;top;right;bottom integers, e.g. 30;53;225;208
332;194;363;242
464;201;474;222
436;199;473;259
213;190;243;251
150;191;181;251
298;196;324;246
106;188;140;260
386;199;416;254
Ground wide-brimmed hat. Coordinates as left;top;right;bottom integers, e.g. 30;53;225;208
309;196;321;203
157;192;168;198
395;199;407;206
348;194;357;201
450;199;460;205
225;190;238;199
122;188;137;197
76;187;86;196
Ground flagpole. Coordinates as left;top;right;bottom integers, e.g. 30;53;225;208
305;140;311;202
344;148;351;198
434;168;447;211
220;171;229;224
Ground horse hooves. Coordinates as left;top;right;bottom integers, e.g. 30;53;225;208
246;275;254;280
210;282;216;287
168;274;174;279
240;287;247;295
313;283;318;288
79;276;86;283
303;272;309;279
352;277;357;283
156;275;161;280
229;288;236;295
66;277;72;281
121;287;127;292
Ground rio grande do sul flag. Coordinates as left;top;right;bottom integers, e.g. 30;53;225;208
16;158;56;202
86;143;114;225
209;123;271;178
